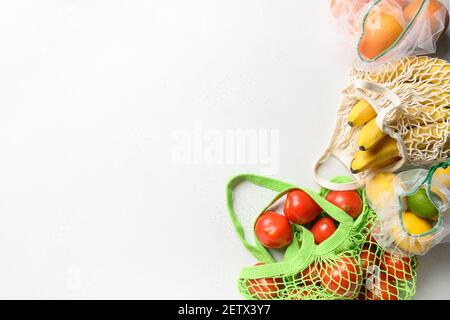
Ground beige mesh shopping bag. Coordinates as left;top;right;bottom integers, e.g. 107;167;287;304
314;56;450;191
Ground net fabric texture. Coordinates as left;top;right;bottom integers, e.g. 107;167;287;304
366;167;450;256
331;0;449;69
228;175;418;300
324;56;450;184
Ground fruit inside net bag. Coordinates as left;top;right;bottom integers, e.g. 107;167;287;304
314;55;450;191
227;174;419;300
366;160;450;256
330;0;449;70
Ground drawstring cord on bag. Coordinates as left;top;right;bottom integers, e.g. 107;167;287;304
421;158;450;188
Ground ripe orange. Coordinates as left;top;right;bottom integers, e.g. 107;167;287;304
403;0;449;36
358;11;404;60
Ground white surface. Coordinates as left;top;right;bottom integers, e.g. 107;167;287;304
0;0;448;299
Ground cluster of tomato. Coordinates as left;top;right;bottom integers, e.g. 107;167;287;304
255;189;363;249
249;189;415;300
358;233;414;300
248;189;363;299
248;233;414;300
247;255;362;300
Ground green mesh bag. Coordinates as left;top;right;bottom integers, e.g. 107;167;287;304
356;212;418;300
226;174;418;300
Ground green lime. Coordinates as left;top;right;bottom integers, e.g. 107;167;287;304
406;188;438;219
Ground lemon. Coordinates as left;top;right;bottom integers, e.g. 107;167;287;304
391;226;433;255
402;211;433;235
390;212;434;255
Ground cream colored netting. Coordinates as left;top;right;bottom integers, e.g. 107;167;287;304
318;56;450;188
353;56;450;163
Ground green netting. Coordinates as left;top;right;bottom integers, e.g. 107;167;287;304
357;214;418;300
227;174;418;300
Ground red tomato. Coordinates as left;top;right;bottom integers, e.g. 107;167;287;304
360;246;379;277
310;217;337;244
247;263;284;299
319;257;361;298
284;189;322;224
381;252;412;281
254;211;292;249
366;273;398;300
325;190;363;219
298;263;320;285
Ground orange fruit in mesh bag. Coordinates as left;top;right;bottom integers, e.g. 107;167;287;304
404;0;449;36
358;11;404;60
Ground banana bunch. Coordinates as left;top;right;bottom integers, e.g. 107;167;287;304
348;98;450;174
364;56;450;85
404;122;450;149
347;57;450;174
348;99;401;173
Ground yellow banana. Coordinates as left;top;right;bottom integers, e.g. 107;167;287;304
405;106;450;124
347;99;377;128
357;118;386;151
403;122;450;149
365;56;450;84
423;65;450;84
351;136;400;174
409;56;450;84
428;94;450;106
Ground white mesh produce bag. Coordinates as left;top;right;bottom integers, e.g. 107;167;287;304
365;163;450;256
331;0;449;70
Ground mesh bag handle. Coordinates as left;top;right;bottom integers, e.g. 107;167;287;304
226;174;294;264
239;227;315;279
357;0;426;62
314;155;364;191
226;174;355;274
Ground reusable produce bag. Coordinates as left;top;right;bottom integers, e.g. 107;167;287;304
331;0;449;69
366;160;450;256
357;225;418;300
226;174;418;300
314;55;450;191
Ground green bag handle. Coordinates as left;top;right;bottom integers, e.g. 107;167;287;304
239;227;315;279
357;0;426;63
226;174;295;264
226;174;355;277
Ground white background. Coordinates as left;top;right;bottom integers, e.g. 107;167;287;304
0;0;449;299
